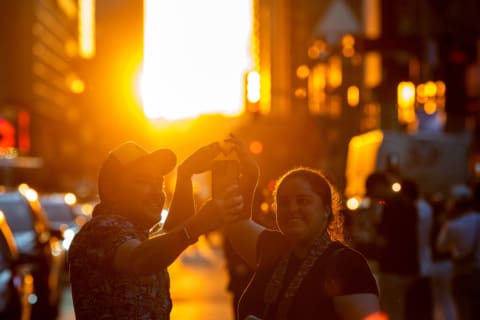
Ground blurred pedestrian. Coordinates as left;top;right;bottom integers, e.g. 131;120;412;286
373;174;419;320
68;141;245;320
400;179;433;320
345;172;392;262
436;184;480;320
223;136;380;320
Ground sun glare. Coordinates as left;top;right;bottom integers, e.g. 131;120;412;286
142;0;253;121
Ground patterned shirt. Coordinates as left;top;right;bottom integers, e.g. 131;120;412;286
68;213;172;320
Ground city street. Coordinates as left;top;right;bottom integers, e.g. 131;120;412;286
58;232;235;320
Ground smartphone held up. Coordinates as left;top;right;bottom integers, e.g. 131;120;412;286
212;159;240;199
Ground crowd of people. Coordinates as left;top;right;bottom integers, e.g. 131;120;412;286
345;166;480;320
67;136;479;320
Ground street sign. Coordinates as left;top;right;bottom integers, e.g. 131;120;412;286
314;0;360;44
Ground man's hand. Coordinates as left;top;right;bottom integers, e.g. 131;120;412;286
177;142;222;177
224;134;259;182
186;185;245;236
223;134;260;219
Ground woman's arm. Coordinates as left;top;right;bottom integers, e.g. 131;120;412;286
224;219;265;269
221;134;264;268
333;293;380;320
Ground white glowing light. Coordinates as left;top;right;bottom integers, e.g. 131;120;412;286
142;0;253;120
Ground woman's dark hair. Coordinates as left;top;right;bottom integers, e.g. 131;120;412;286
272;167;345;242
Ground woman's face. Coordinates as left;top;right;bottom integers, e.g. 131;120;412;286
275;176;329;243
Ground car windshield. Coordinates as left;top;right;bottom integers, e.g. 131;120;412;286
42;203;75;223
0;200;34;232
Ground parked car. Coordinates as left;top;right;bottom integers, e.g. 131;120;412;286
39;193;87;258
0;185;66;320
0;210;35;320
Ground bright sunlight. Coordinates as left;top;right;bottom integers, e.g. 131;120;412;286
141;0;253;121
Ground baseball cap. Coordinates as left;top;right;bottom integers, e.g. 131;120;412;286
97;141;176;202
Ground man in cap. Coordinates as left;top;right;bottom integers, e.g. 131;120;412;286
69;141;244;319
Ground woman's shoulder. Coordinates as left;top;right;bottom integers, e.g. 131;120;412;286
323;242;379;295
325;242;373;272
326;241;355;255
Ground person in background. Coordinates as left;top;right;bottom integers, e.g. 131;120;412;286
436;184;480;320
345;172;392;262
402;179;457;320
68;141;244;320
223;137;380;320
371;172;418;320
400;179;433;320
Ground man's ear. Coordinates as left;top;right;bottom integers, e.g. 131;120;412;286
101;177;125;204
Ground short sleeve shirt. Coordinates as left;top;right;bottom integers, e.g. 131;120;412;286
238;230;378;320
68;214;172;320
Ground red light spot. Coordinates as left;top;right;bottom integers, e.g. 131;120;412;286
18;111;30;152
365;312;389;320
449;50;467;64
0;118;15;148
267;179;276;192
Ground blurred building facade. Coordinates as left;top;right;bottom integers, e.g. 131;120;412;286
0;0;93;191
246;0;480;187
251;0;480;128
0;0;145;195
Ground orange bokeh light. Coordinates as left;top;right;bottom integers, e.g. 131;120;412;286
249;140;263;154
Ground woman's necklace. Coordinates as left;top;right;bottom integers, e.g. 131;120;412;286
263;232;331;320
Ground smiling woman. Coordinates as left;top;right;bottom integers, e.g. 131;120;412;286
140;0;253;121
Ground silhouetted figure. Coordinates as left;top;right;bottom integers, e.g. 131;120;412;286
437;184;480;320
345;172;391;261
371;173;420;320
401;179;433;320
